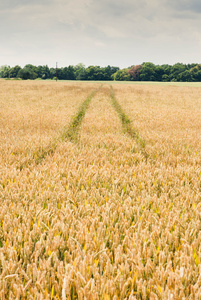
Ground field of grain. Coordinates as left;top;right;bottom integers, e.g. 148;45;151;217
0;80;201;299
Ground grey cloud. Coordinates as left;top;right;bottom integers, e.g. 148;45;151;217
91;0;143;17
0;0;52;9
168;0;201;13
188;1;201;12
1;0;201;68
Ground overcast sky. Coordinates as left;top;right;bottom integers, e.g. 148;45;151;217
1;0;201;68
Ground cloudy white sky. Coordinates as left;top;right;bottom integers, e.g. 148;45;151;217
1;0;201;68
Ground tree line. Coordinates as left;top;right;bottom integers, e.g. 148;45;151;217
1;62;201;82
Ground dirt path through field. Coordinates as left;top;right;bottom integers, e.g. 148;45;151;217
80;86;123;146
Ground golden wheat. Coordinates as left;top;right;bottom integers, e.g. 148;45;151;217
0;81;201;299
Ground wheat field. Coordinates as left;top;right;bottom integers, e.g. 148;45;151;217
0;80;201;299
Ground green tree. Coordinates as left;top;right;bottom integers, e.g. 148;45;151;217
190;65;201;81
112;69;131;81
102;65;119;80
112;68;131;81
49;68;56;79
74;63;86;80
62;66;76;80
194;71;201;81
18;67;37;80
0;65;10;78
162;74;170;82
85;66;104;80
35;65;50;79
9;65;21;78
169;63;187;81
178;70;192;82
154;66;165;81
140;62;157;81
